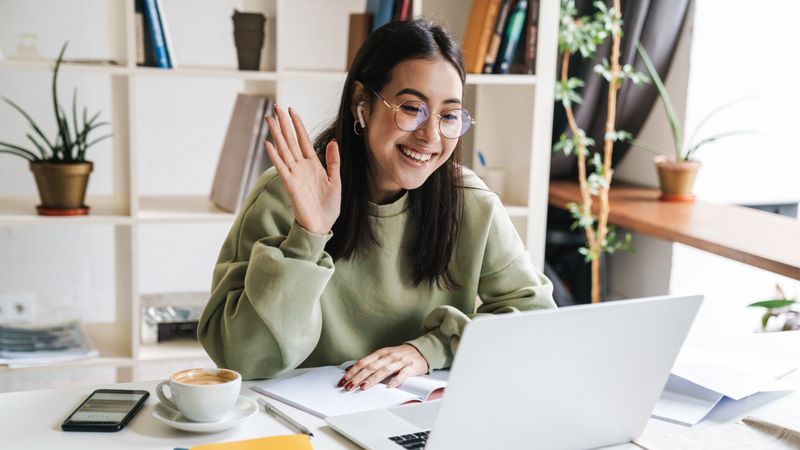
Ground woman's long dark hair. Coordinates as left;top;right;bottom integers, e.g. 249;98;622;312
312;19;466;290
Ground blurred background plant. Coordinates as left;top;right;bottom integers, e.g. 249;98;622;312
748;284;799;332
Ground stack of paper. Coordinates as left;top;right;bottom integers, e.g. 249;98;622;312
652;347;797;426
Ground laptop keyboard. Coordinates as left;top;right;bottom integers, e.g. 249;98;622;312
388;431;430;449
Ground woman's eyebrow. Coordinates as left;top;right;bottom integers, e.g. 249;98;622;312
395;88;461;105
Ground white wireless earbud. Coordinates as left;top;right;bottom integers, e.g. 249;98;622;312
356;103;366;128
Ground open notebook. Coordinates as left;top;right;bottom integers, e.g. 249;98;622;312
251;364;448;419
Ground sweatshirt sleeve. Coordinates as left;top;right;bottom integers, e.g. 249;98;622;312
406;191;556;370
198;172;335;380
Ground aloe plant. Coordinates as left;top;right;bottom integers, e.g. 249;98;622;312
631;43;753;161
0;42;111;163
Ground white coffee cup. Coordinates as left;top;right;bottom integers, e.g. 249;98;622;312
156;367;241;422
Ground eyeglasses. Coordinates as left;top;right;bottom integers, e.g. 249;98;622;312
366;87;476;139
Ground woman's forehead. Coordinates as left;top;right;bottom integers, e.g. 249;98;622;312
384;58;462;102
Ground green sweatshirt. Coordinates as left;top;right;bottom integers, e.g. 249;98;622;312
198;167;555;380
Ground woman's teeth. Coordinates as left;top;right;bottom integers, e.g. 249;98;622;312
400;145;432;162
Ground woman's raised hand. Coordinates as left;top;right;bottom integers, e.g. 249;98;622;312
263;105;341;235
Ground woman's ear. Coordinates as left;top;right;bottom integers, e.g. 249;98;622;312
351;81;369;122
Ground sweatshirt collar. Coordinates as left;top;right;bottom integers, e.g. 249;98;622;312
366;191;409;217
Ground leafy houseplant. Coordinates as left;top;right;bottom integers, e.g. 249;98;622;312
632;44;753;201
0;42;111;216
553;0;647;303
748;284;799;332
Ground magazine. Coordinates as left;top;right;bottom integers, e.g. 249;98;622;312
0;319;98;367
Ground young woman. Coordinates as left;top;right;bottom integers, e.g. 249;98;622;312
198;19;555;391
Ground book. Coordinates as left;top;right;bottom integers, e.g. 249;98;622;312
252;364;448;419
394;0;413;21
366;0;395;32
522;0;538;74
142;0;170;68
0;319;98;367
461;0;502;74
181;435;312;450
482;0;513;73
155;0;177;68
210;94;271;213
493;0;528;74
241;98;275;199
346;13;372;71
134;0;155;67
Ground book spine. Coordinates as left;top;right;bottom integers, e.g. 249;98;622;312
523;0;538;74
155;0;176;68
143;0;169;68
483;0;513;73
494;0;527;74
367;0;395;32
462;0;502;74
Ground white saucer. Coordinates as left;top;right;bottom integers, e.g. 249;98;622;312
152;395;258;433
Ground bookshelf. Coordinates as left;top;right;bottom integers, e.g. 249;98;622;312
0;0;558;386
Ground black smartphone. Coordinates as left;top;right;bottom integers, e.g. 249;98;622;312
61;389;150;432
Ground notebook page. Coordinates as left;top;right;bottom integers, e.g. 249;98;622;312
252;366;419;418
651;374;724;426
399;370;449;399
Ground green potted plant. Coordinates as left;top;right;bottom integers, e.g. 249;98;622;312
748;284;799;332
631;44;754;201
0;42;111;216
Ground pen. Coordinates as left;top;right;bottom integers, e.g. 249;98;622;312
257;397;314;437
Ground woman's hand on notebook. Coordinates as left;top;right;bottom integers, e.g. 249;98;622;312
338;344;428;391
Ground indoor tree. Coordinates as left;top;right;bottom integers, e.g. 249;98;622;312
553;0;647;302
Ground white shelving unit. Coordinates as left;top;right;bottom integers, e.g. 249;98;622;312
0;0;558;385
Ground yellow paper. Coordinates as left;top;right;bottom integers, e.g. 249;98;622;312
190;434;312;450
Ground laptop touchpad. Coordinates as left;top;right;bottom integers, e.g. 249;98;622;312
389;401;442;429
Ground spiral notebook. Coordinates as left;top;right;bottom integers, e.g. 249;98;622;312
252;364;448;419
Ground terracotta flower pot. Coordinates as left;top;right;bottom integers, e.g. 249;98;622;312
654;155;700;202
29;161;93;215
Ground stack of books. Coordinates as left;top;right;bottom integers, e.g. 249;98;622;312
462;0;539;74
135;0;176;69
0;320;98;368
210;94;276;213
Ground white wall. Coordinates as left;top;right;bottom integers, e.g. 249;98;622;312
614;0;800;340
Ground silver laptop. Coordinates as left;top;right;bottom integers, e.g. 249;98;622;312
326;294;703;450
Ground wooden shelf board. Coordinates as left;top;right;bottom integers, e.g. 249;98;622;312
0;197;131;225
0;59;128;75
549;181;800;280
138;196;235;222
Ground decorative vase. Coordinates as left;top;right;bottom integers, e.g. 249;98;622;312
29;161;93;215
654;155;700;202
232;10;266;71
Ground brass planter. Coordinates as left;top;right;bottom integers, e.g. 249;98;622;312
29;161;93;214
654;155;700;202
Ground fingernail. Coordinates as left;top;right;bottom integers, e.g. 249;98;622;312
274;103;279;110
359;382;368;390
345;381;355;390
337;377;347;387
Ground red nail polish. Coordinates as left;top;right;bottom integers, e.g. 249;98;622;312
359;382;367;389
337;377;346;387
345;381;355;390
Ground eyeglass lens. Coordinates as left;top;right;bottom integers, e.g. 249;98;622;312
395;101;472;139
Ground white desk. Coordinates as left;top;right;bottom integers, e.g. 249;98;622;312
2;331;799;450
